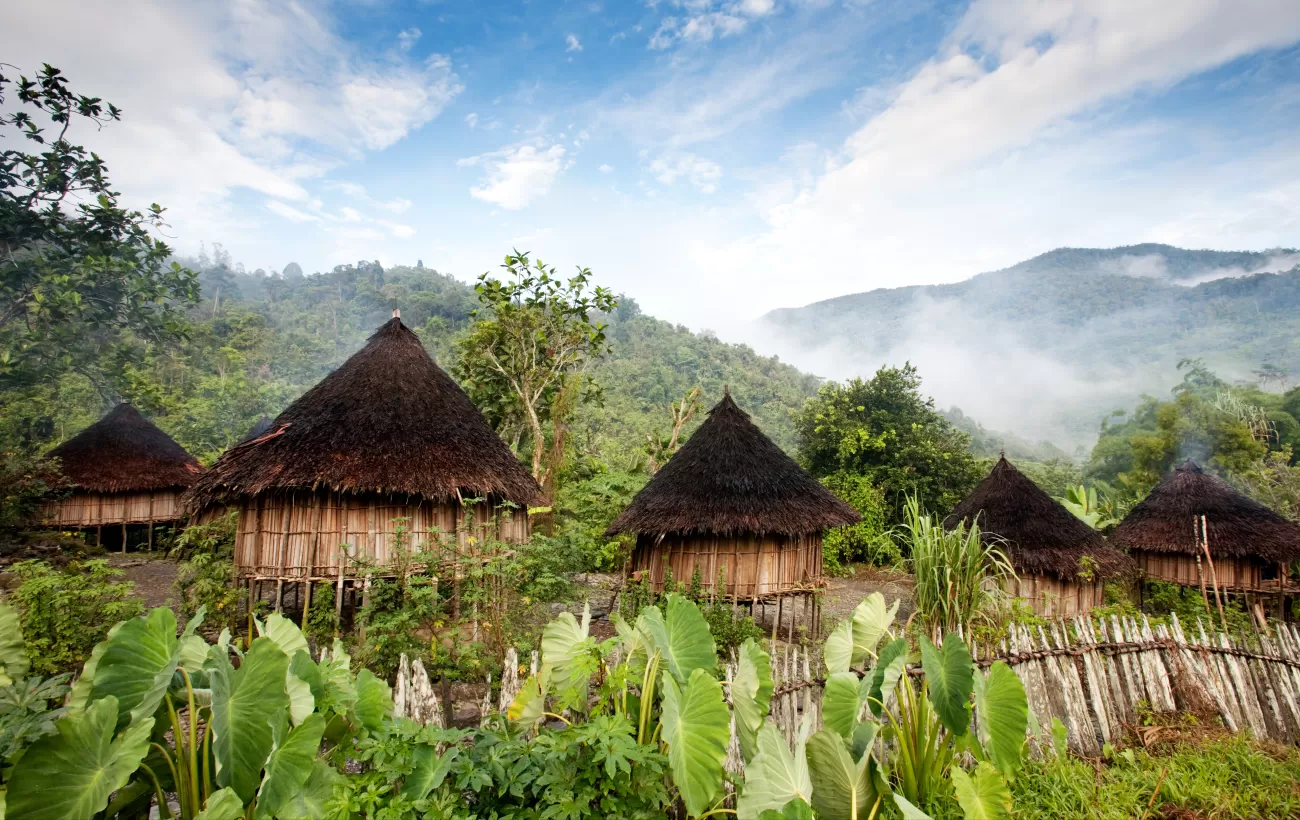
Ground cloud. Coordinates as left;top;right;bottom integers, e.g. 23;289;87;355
599;163;615;173
379;198;413;214
382;221;417;238
649;153;722;192
459;143;571;209
566;33;583;52
342;56;463;151
398;27;421;51
466;112;479;129
647;0;778;48
266;200;320;223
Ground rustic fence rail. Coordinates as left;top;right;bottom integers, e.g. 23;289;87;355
391;614;1300;755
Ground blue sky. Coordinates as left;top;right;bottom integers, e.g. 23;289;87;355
4;0;1300;331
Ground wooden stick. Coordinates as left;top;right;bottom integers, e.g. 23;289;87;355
1196;553;1211;616
1201;516;1229;634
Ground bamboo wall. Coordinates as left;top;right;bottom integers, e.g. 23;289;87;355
41;490;184;527
1135;550;1265;592
233;490;530;581
1006;573;1107;618
630;532;822;599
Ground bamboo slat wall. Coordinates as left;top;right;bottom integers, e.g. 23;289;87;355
1135;550;1264;592
1006;574;1107;618
631;533;822;599
41;490;184;527
233;490;529;581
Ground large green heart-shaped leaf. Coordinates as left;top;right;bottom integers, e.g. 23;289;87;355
402;745;460;800
6;696;153;820
0;600;29;685
195;788;244;820
638;595;716;685
733;638;774;762
972;662;1027;781
257;712;325;817
258;614;310;658
823;595;897;675
209;637;291;803
867;638;908;717
507;668;550;728
275;759;343;820
541;604;593;709
951;762;1012;819
89;608;183;731
805;729;882;820
661;667;730;817
920;633;972;736
735;723;812;820
822;616;855;675
353;669;393;732
892;794;935;819
822;671;869;740
756;797;815;820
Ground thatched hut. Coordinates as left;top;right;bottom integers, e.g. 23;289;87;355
606;390;859;614
42;404;202;549
1110;460;1300;595
184;314;541;598
945;456;1135;617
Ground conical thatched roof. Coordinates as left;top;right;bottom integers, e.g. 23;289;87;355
241;416;274;442
46;404;202;493
1110;460;1300;564
185;317;541;509
945;457;1134;581
606;392;860;537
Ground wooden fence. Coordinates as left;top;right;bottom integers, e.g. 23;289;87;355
391;614;1300;756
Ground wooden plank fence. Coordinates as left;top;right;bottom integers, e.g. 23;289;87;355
391;614;1300;757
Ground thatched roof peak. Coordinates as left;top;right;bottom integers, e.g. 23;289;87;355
184;317;541;509
606;391;860;537
1110;459;1300;563
945;456;1134;581
46;404;202;493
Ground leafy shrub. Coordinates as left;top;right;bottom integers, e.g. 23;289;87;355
0;452;65;535
820;472;900;574
0;674;69;781
172;510;244;635
8;559;143;675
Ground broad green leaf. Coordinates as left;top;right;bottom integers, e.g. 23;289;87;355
90;607;181;731
541;605;592;708
67;623;123;712
353;669;393;732
867;638;908;717
612;612;650;679
275;760;342;820
920;633;973;736
0;601;29;684
850;593;897;664
805;729;881;820
258;614;310;659
401;745;460;800
6;696;153;820
893;794;935;819
179;634;211;673
209;637;291;803
733;638;774;762
289;653;326;701
823;616;855;675
257;713;326;817
736;724;812;820
507;669;550;727
951;762;1012;820
756;797;815;820
822;671;868;739
849;718;878;761
195;788;244;820
660;668;730;817
638;594;717;685
972;662;1028;781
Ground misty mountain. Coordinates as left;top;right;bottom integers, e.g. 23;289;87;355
758;244;1300;451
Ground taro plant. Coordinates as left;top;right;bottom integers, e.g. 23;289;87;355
1;606;391;819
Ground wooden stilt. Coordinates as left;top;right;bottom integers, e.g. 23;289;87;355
147;521;153;552
335;565;346;638
275;579;284;613
301;580;312;630
97;525;102;548
121;521;127;554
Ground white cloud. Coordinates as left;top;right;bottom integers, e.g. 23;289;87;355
379;198;413;214
566;33;583;52
466;112;479;129
599;163;615;173
649;153;722;193
338;206;363;222
398;27;421;51
647;0;776;48
266;200;320;222
342;57;463;151
382;221;417;238
459;143;570;209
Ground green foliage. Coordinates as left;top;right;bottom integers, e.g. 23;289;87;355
0;64;199;391
0;452;65;533
173;511;244;635
8;559;143;676
1012;736;1300;819
819;472;900;574
1054;484;1120;530
900;497;1015;638
794;364;984;526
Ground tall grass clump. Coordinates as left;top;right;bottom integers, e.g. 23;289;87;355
900;495;1015;637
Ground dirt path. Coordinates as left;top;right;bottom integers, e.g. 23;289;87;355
108;553;181;611
820;566;916;628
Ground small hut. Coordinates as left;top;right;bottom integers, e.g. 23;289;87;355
183;314;541;606
1110;460;1300;599
945;456;1135;616
606;390;859;623
42;404;202;549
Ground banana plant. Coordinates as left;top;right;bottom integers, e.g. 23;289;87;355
3;607;387;820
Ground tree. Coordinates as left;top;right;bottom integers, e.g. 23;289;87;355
0;64;199;391
644;386;701;473
794;364;983;523
455;252;617;494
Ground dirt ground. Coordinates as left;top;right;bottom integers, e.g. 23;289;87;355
108;552;181;611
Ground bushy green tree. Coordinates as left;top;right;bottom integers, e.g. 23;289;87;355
795;364;982;524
